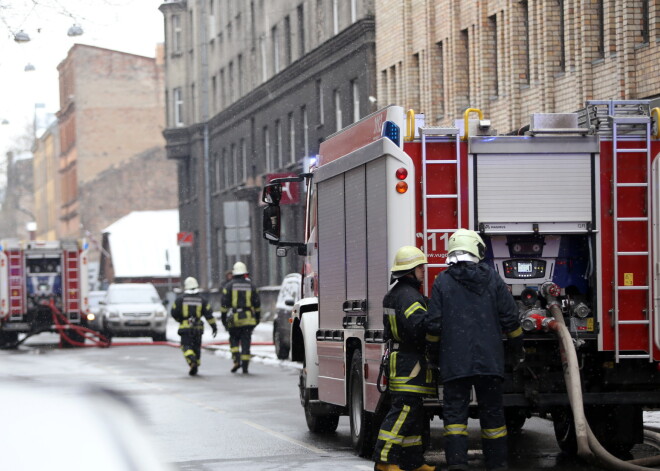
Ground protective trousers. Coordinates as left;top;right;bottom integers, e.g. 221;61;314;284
180;330;203;368
442;375;507;470
228;326;254;372
373;395;425;470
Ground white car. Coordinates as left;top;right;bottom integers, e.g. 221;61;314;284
273;273;301;359
99;283;167;342
85;290;107;332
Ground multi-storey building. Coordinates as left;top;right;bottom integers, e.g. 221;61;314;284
159;0;377;287
376;0;660;133
54;44;176;258
32;121;61;240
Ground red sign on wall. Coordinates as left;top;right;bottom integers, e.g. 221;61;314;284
265;172;300;205
177;231;194;247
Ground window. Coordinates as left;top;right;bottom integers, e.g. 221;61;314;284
231;143;237;184
264;126;271;171
191;83;196;122
212;152;220;192
172;15;182;53
297;4;305;57
211;75;217;112
351;0;357;22
641;0;650;44
316;79;324;125
284;16;292;66
289;112;296;163
240;139;247;181
238;54;244;97
351;79;360;122
332;0;339;34
521;1;530;83
597;0;605;58
173;87;184;126
272;26;280;74
219;68;226;108
259;36;267;82
275;119;283;168
559;0;566;71
228;61;234;102
222;148;229;188
488;14;499;97
301;105;309;158
189;158;197;198
334;89;342;131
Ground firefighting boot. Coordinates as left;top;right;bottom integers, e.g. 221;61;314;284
189;364;198;376
231;362;241;373
242;361;249;374
410;465;436;471
374;464;404;471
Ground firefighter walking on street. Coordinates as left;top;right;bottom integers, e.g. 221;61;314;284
171;276;217;376
427;229;524;471
221;261;261;374
373;246;438;471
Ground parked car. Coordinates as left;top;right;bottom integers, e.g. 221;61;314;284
98;283;167;342
85;290;107;332
273;273;301;359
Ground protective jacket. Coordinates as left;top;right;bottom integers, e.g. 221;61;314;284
427;261;521;382
382;276;437;396
221;276;261;328
171;293;216;334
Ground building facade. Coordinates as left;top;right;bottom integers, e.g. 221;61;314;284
32;121;61;240
54;44;175;259
376;0;660;133
159;0;377;288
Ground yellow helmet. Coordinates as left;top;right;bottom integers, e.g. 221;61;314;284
448;229;486;260
391;246;428;274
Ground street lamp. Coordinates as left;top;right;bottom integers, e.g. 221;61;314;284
67;24;83;37
13;30;30;43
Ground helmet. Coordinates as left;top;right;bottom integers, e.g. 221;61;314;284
391;246;427;275
232;261;248;276
184;276;199;292
447;229;486;260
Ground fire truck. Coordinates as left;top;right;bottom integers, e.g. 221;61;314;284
0;239;90;348
262;100;660;457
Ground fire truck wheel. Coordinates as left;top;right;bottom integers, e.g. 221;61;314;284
300;359;339;433
349;349;376;457
504;407;527;435
0;331;19;349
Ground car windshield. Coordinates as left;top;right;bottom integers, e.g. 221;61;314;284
108;288;159;304
88;293;105;308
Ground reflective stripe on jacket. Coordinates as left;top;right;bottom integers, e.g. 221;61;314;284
221;276;261;328
171;293;216;332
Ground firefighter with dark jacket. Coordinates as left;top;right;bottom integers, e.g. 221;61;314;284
221;261;261;374
171;276;217;376
427;229;524;471
373;246;438;471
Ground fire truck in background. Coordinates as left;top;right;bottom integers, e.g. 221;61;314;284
262;100;660;457
0;239;90;348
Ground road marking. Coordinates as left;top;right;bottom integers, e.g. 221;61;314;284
241;419;326;454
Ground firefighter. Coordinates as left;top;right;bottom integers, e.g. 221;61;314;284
171;276;217;376
221;261;261;374
427;229;523;471
373;246;438;471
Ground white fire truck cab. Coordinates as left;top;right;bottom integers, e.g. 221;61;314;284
262;100;660;457
0;239;90;348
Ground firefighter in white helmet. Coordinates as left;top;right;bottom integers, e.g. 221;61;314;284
221;261;261;373
427;229;523;471
373;246;438;471
171;276;217;376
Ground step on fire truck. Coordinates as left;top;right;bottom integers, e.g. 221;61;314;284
262;100;660;457
0;239;90;348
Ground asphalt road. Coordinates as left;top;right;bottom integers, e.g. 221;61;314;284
1;322;660;470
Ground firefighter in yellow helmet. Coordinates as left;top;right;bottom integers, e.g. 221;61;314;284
373;246;437;471
171;276;217;376
221;261;261;373
427;229;523;471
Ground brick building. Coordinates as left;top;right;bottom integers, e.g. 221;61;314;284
375;0;660;133
159;0;377;288
53;44;176;259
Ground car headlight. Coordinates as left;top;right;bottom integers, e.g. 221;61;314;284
154;310;166;318
86;313;96;321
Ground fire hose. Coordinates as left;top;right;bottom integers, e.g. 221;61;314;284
541;282;660;470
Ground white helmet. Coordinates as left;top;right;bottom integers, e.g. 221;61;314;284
232;261;248;276
447;229;485;264
184;276;199;293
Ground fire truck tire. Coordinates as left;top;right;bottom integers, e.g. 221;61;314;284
504;407;527;435
349;350;376;457
299;359;339;433
0;331;19;348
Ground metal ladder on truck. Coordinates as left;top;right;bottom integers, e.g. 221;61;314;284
419;125;461;293
600;101;654;362
8;250;24;320
63;250;81;322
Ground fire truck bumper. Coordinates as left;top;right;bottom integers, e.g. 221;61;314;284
504;391;660;408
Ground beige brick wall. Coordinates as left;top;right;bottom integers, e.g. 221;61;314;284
376;0;660;133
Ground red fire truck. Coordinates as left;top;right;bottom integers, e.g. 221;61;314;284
262;100;660;457
0;239;90;348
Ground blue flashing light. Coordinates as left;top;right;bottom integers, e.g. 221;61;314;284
382;121;401;147
83;241;89;250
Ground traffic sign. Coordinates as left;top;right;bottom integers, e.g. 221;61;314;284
177;231;194;247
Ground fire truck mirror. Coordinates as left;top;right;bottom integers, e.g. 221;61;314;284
263;205;281;243
262;183;282;204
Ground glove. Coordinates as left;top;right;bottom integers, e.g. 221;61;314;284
212;325;218;338
507;336;525;371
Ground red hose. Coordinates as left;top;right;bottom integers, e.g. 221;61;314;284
50;300;111;348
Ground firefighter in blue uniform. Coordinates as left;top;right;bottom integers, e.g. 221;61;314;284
171;276;217;376
221;261;261;374
427;229;524;471
373;246;438;471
